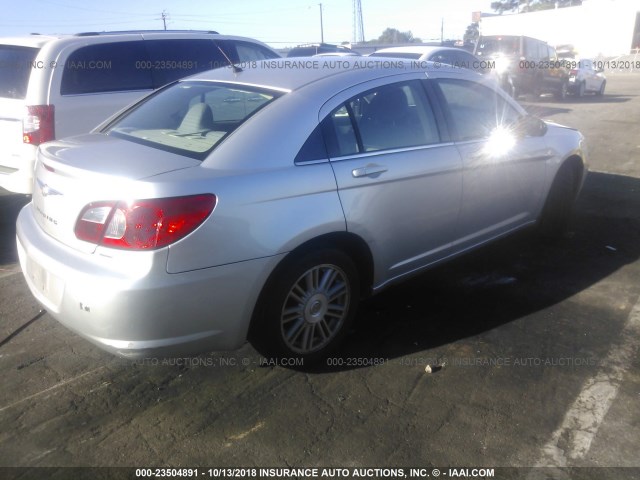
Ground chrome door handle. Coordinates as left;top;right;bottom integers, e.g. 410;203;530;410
352;164;388;178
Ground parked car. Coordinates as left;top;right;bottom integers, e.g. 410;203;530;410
287;43;353;57
567;58;606;96
474;35;570;100
369;46;493;75
17;58;588;362
0;30;280;194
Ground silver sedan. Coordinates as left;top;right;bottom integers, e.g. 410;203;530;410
16;58;588;362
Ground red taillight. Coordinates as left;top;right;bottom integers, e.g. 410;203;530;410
23;105;55;145
74;194;216;250
570;69;578;76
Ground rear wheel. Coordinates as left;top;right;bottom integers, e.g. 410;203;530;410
251;249;359;363
577;81;585;98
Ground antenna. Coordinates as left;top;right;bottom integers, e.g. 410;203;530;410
216;44;242;74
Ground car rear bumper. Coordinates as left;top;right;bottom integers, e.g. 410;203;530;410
16;203;284;359
0;146;37;194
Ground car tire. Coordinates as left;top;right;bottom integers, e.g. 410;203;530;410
537;164;577;239
596;81;606;96
577;81;585;98
250;249;360;364
555;81;568;101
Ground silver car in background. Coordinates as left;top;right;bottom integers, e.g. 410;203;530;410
16;58;588;362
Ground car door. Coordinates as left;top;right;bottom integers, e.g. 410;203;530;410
431;77;549;250
323;79;463;287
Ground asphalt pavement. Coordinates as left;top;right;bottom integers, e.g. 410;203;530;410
0;73;639;480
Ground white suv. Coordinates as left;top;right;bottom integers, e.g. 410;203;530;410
0;31;279;194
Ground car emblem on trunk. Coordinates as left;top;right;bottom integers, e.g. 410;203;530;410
36;178;62;197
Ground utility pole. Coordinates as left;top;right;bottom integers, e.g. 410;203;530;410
318;3;324;43
161;10;168;30
352;0;364;44
440;17;444;44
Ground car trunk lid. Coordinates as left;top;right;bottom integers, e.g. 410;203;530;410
33;133;201;253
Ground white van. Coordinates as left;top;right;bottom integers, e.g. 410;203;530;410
0;31;279;194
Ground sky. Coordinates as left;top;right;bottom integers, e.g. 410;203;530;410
0;0;495;47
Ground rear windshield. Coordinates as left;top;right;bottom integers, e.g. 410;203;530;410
0;45;39;99
106;81;282;160
475;36;520;57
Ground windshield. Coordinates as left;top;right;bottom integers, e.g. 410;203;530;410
475;36;520;57
0;45;39;99
106;81;282;160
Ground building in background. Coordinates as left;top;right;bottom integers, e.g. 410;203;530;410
478;0;640;57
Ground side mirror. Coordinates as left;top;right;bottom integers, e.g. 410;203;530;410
514;115;547;138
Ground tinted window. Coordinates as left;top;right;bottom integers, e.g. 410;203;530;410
476;36;520;57
146;39;226;86
348;81;440;152
106;81;281;159
295;124;328;163
525;38;540;60
61;42;153;95
235;42;279;62
369;51;422;60
435;79;521;141
0;45;38;99
430;51;454;65
287;47;317;57
325;81;440;156
454;51;485;73
324;105;359;157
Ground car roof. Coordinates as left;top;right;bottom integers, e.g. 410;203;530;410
0;31;272;49
182;56;460;92
0;35;63;48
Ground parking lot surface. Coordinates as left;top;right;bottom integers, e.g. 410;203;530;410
1;74;639;479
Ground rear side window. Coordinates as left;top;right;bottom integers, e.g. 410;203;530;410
234;41;279;62
476;36;520;57
61;42;153;95
0;45;39;99
146;39;225;86
434;79;521;141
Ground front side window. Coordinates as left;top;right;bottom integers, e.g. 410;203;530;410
61;42;153;95
325;81;440;156
105;81;281;159
435;79;521;142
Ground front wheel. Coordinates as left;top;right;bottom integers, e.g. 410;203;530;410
596;81;606;96
250;249;360;363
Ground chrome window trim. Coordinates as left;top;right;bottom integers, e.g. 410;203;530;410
328;141;455;162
